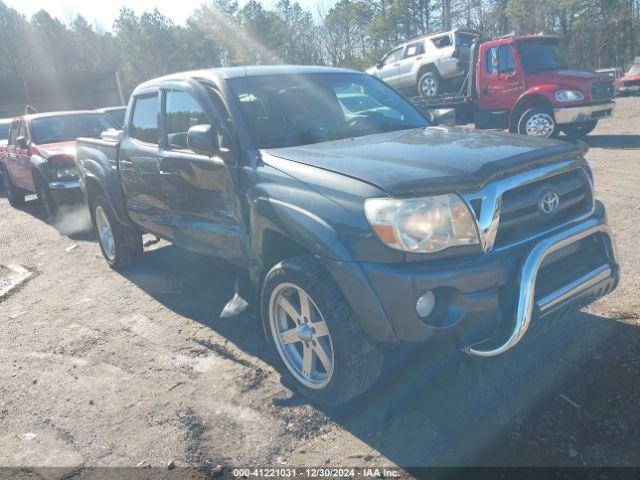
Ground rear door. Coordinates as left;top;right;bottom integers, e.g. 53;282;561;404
396;41;425;88
119;90;173;237
157;81;248;265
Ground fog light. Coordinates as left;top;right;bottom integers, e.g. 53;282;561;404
416;291;436;318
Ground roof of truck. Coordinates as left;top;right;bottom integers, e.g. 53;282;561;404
135;65;361;91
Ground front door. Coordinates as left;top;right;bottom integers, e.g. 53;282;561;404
15;120;34;191
119;91;172;238
478;43;524;111
158;83;248;266
376;47;405;88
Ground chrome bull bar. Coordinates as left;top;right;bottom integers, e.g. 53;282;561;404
465;217;618;357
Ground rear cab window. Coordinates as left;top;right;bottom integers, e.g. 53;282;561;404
130;93;159;144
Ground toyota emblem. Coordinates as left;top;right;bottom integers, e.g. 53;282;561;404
539;190;560;215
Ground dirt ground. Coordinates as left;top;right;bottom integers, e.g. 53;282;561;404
1;96;639;476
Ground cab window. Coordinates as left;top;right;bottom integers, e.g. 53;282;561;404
164;90;209;151
382;47;404;65
130;93;159;144
487;45;516;75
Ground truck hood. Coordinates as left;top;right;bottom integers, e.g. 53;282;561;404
265;127;579;196
31;141;77;167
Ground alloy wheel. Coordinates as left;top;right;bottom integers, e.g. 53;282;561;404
269;282;334;389
95;205;116;262
525;113;555;137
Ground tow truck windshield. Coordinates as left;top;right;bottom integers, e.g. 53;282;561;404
517;38;568;74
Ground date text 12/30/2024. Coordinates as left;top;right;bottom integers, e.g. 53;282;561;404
232;468;401;477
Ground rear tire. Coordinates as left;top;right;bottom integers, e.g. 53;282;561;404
91;194;142;270
34;172;58;220
1;164;26;207
561;120;598;138
517;105;559;138
418;71;441;99
261;254;383;406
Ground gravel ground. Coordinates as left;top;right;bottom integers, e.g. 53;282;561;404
1;96;639;475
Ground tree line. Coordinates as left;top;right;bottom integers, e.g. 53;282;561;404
1;0;639;96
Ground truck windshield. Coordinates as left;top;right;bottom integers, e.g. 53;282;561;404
517;39;568;74
229;73;428;149
31;114;116;145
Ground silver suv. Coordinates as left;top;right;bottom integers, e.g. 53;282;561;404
367;29;479;98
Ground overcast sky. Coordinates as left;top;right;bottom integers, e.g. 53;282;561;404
5;0;335;30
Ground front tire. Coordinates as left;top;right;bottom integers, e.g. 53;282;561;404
517;105;559;138
261;255;383;406
91;194;142;270
1;164;26;207
561;120;598;138
34;173;58;220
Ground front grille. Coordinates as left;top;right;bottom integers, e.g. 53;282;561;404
622;79;640;87
494;169;593;248
590;80;614;99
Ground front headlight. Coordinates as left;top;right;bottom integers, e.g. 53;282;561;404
364;195;480;253
555;90;584;102
51;167;79;180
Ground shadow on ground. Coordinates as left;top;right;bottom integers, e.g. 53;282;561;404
584;134;640;150
119;242;640;467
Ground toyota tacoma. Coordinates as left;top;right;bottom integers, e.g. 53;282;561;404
74;66;619;406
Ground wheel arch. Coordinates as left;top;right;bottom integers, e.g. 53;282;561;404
510;93;553;132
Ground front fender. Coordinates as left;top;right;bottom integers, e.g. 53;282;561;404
251;197;353;263
250;197;398;342
30;155;49;180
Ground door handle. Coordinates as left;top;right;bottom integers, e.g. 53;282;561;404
393;63;400;67
119;159;132;165
159;169;180;177
481;85;489;95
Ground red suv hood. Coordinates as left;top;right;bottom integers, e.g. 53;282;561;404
31;141;76;165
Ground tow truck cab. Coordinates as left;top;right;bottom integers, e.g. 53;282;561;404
473;34;615;136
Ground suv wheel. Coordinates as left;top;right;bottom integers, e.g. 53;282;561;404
518;105;559;138
561;120;598;138
1;164;26;207
91;194;142;270
261;255;383;406
34;173;58;220
418;72;440;99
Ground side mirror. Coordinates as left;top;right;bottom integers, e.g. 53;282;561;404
376;60;384;69
187;124;220;157
16;136;28;149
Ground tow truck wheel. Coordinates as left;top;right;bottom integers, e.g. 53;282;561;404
91;194;142;270
561;120;598;138
418;72;440;99
34;173;58;220
1;164;26;207
261;254;383;406
518;105;559;138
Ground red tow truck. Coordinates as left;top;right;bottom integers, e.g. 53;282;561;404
409;34;615;138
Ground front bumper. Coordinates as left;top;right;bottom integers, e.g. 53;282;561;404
320;205;619;354
619;85;640;94
48;179;83;204
554;102;614;124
